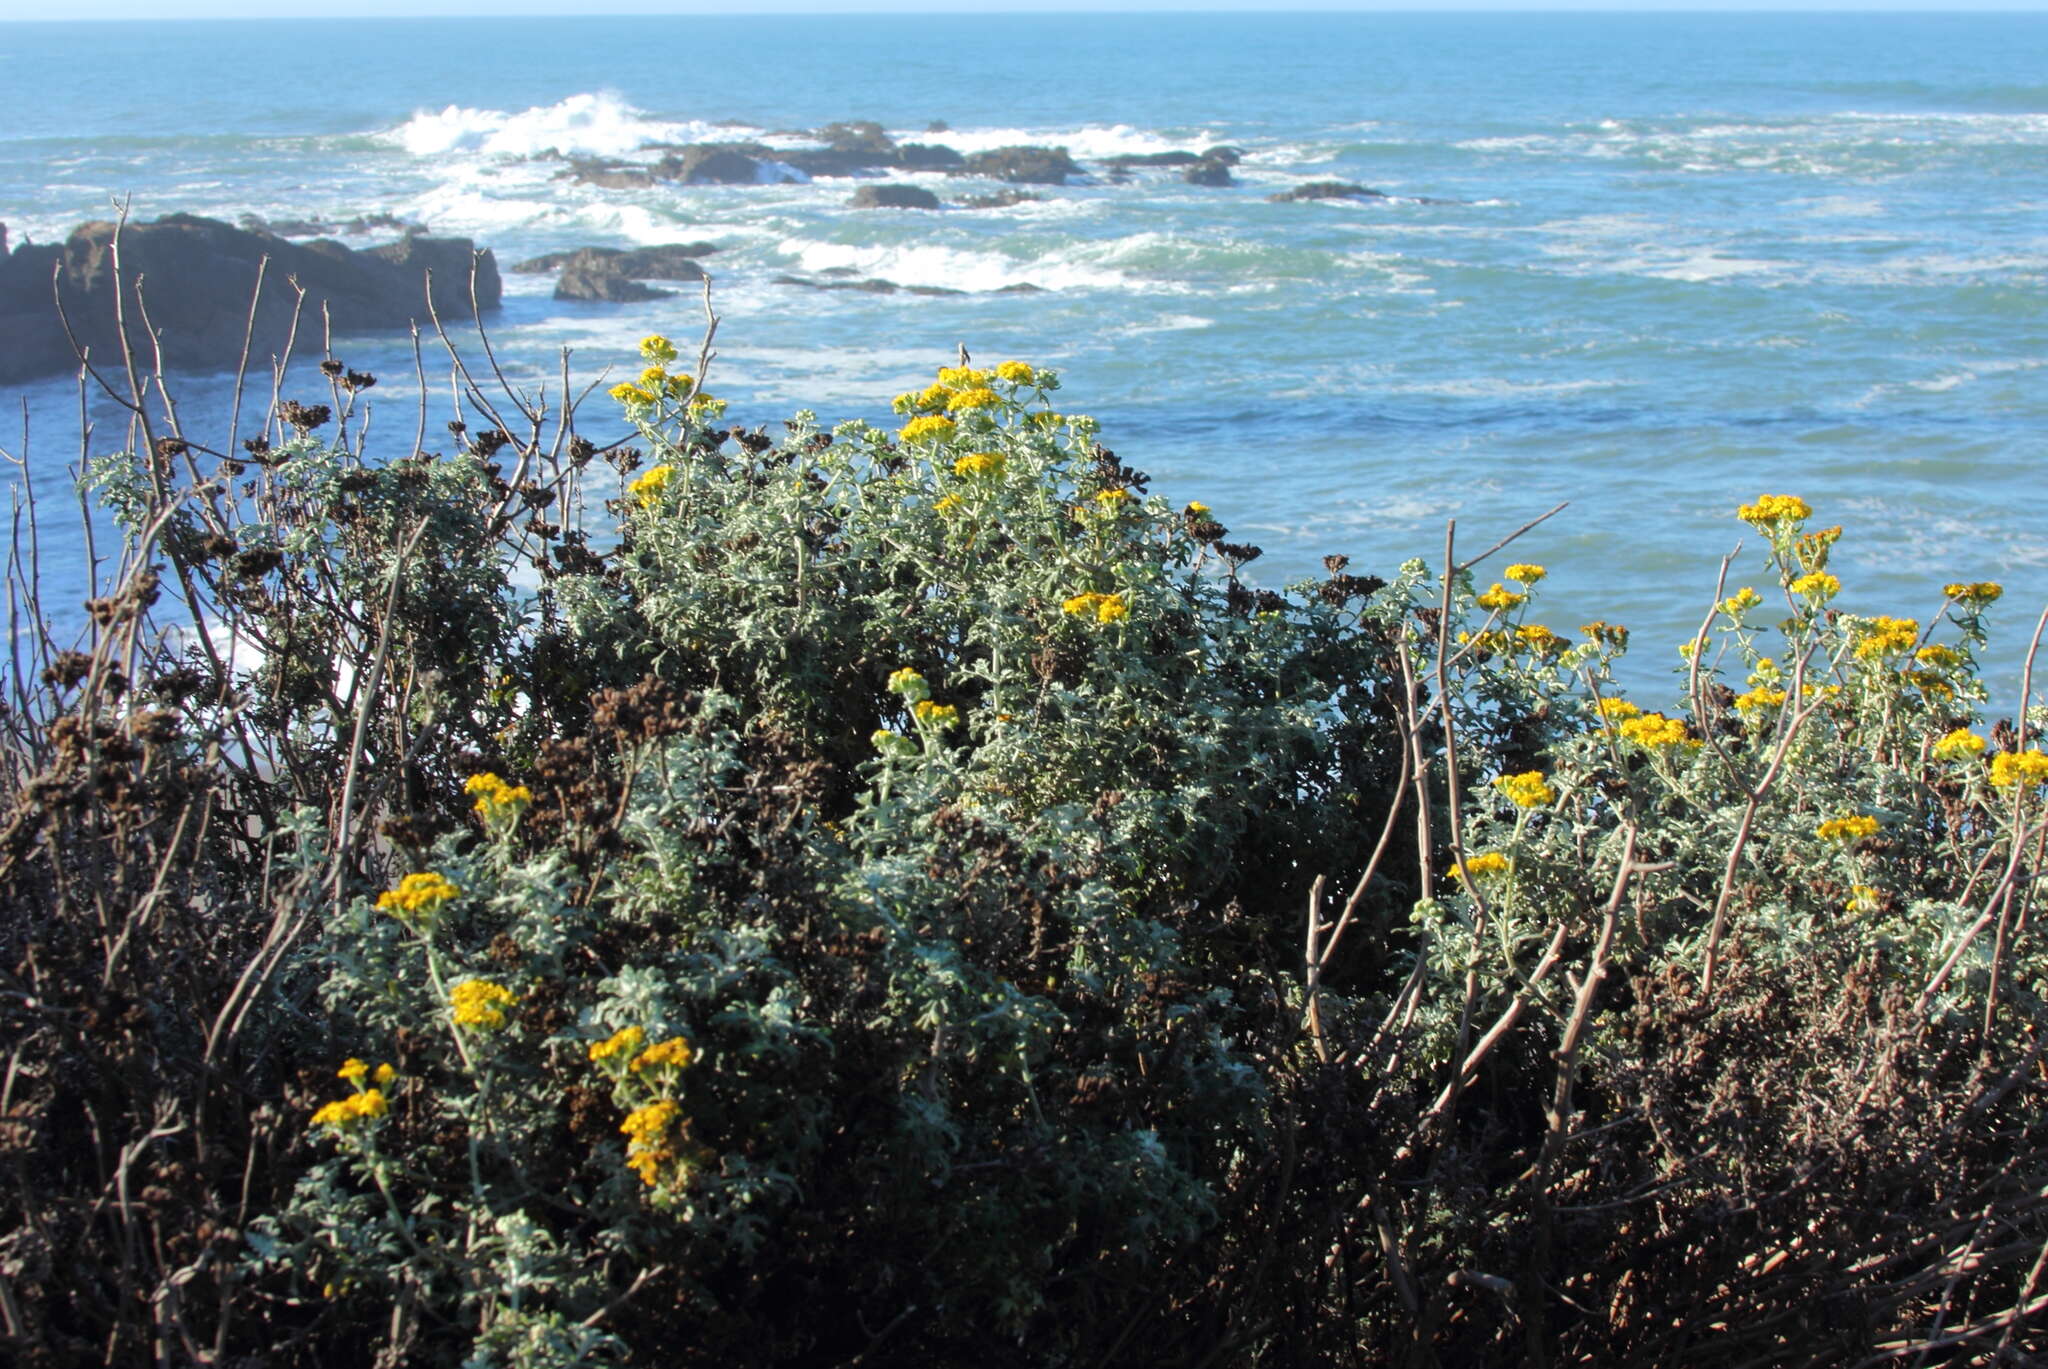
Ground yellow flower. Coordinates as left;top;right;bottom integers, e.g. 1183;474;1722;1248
1914;644;1962;670
373;1063;396;1087
1618;714;1698;750
952;452;1004;478
995;360;1035;384
1946;581;2003;606
664;372;696;397
589;1025;647;1063
1504;563;1546;585
935;365;987;388
1580;621;1629;649
899;415;957;444
639;334;678;364
628;464;674;509
376;871;461;921
1063;591;1106;617
1184;501;1211;517
338;1058;369;1086
887;667;929;700
1816;814;1879;843
1931;728;1987;761
1594;697;1641;723
639;365;669;389
1737;494;1812;529
912;699;959;730
1494;771;1556;809
1989;749;2048;788
1722;587;1763;615
465;772;534;823
450;979;518;1031
1846;885;1882;914
1515;624;1564;654
310;1088;388;1131
1094;488;1129;508
945;386;1000;414
1852;616;1919;660
609;383;657;406
1794;526;1843;570
618;1099;689;1188
1789;571;1840;601
1733;686;1787;713
629;1037;695;1074
1095;593;1129;624
1453;852;1512;881
1476;584;1526;612
934;494;963;515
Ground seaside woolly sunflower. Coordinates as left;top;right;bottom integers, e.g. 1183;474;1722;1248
899;415;957;445
1989;749;2048;788
1738;493;1811;529
376;871;460;922
450;979;518;1031
1931;728;1986;761
1494;771;1556;809
1817;814;1879;844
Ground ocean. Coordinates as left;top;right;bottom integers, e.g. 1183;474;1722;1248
2;12;2045;688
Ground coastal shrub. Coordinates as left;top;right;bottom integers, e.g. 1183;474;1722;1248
3;292;2047;1366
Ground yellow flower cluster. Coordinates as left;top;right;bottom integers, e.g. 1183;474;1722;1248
1094;488;1129;509
609;382;657;406
995;360;1036;384
946;386;1000;413
1475;583;1527;612
1738;494;1811;529
1722;587;1763;615
589;1025;646;1063
640;334;679;364
1793;526;1842;570
887;667;929;699
450;979;518;1031
912;699;960;730
1846;885;1881;914
310;1088;389;1130
1816;814;1879;843
933;494;963;514
1789;571;1840;601
1504;563;1546;585
952;452;1004;478
1184;501;1211;517
1454;852;1512;881
1580;621;1629;648
465;772;533;822
377;871;460;921
1618;714;1698;750
1495;771;1556;809
620;1098;682;1188
631;1037;695;1074
338;1058;397;1089
1990;749;2048;788
899;415;958;444
1853;616;1919;660
1931;728;1987;761
1945;581;2002;606
1593;698;1641;725
628;463;675;508
1515;624;1565;655
1734;686;1786;713
1061;591;1128;624
1914;644;1962;670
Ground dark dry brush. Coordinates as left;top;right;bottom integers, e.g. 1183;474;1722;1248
2;242;2047;1368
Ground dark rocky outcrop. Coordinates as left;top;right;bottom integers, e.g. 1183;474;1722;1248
562;161;660;190
897;143;965;171
0;213;498;385
555;259;668;302
1202;146;1244;165
957;146;1082;185
662;145;770;185
957;190;1043;211
1184;160;1235;188
238;211;426;239
1102;150;1206;170
512;244;713;277
814;120;895;155
772;272;1044;297
1267;181;1388;203
849;184;941;210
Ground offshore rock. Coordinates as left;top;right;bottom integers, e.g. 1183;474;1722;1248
957;146;1083;185
513;245;711;279
554;259;669;302
1184;159;1235;187
849;184;941;210
1267;180;1388;203
0;212;498;385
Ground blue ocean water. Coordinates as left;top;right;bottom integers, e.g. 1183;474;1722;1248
2;13;2045;688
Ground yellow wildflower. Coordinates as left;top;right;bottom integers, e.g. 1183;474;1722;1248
887;667;929;699
609;383;657;406
1504;563;1546;585
629;1037;695;1074
589;1025;647;1063
1789;571;1840;601
450;979;518;1031
1816;814;1879;843
1618;714;1697;750
1853;616;1919;660
639;335;678;364
1846;885;1882;914
1185;501;1211;517
1946;581;2003;606
1989;749;2048;788
374;1063;396;1087
1095;593;1129;624
936;366;988;388
945;386;1000;414
310;1088;388;1130
1734;686;1787;713
1063;591;1106;617
1516;624;1564;654
1580;621;1629;649
1476;584;1526;612
639;365;669;389
1494;771;1556;809
952;452;1004;478
1094;488;1129;508
1794;526;1843;570
1914;644;1962;670
1453;852;1512;881
376;871;460;921
1931;728;1987;761
465;772;533;823
995;360;1035;384
1594;697;1641;723
1722;587;1763;615
934;494;963;515
338;1058;369;1086
1737;494;1811;529
912;699;959;730
899;415;957;444
627;463;674;508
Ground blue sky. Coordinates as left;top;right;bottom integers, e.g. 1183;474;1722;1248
3;0;2045;17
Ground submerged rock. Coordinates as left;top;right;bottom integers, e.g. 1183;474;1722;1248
512;245;713;278
897;143;966;171
1268;181;1388;203
849;184;941;210
1184;159;1235;187
554;260;668;302
0;212;498;385
957;189;1044;210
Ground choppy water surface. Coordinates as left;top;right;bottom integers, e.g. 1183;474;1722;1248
2;13;2045;688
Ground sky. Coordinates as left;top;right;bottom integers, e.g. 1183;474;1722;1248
2;0;2045;17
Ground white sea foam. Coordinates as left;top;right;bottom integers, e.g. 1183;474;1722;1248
904;122;1221;161
778;237;1135;293
387;92;726;160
